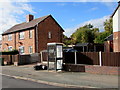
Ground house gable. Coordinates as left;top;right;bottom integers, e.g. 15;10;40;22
37;15;64;52
2;15;50;35
111;2;120;17
2;14;64;54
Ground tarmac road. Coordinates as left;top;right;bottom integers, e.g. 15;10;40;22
2;75;63;88
1;65;119;89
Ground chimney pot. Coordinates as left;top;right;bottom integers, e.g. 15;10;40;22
26;14;34;22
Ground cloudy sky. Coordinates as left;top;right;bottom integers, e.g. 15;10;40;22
0;0;118;39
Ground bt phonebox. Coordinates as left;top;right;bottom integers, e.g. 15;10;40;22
47;43;63;71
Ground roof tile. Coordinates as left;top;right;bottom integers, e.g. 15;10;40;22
2;15;50;35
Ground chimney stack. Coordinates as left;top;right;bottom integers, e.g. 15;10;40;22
26;14;34;22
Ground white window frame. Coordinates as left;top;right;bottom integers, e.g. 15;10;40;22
29;46;33;54
29;30;32;39
8;34;12;41
48;32;52;39
19;32;24;40
19;46;24;54
8;46;12;51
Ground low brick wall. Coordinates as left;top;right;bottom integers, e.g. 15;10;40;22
1;55;12;65
63;64;120;75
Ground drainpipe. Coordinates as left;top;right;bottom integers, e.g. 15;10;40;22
14;33;16;50
36;24;39;53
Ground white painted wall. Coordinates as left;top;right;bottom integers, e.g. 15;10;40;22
113;7;119;32
118;7;120;32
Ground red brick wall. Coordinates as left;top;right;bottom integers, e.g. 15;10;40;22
104;41;110;52
15;29;36;54
113;31;120;52
37;16;63;52
85;65;119;75
104;41;113;52
2;28;36;54
2;33;15;51
64;64;120;75
2;15;63;54
1;55;12;65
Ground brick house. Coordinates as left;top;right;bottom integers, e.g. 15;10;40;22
112;1;120;52
2;14;64;54
0;40;2;52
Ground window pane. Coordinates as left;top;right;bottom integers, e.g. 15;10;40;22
19;32;24;39
8;34;12;41
19;46;24;54
29;46;32;53
29;30;32;38
8;46;12;51
48;32;51;39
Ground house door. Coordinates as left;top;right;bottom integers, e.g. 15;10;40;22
48;45;56;70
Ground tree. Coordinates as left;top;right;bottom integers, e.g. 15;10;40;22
64;18;113;45
94;32;110;44
104;18;113;34
83;24;93;28
94;18;113;44
63;34;72;46
71;24;98;44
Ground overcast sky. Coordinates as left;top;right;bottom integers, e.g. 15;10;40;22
0;0;118;39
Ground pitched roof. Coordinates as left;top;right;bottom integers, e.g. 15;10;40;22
104;34;113;41
111;2;120;17
75;43;90;47
2;15;64;35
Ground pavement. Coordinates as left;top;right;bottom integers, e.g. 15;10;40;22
1;65;119;89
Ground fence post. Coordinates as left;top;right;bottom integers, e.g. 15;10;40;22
75;51;77;64
40;52;43;63
99;51;102;66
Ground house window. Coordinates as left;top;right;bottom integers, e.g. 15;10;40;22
48;32;52;39
29;30;32;38
0;45;1;49
8;46;12;51
19;32;24;40
29;46;33;53
19;46;24;54
8;34;12;41
3;36;6;41
2;36;5;41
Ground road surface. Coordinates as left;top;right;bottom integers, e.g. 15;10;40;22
2;75;63;88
